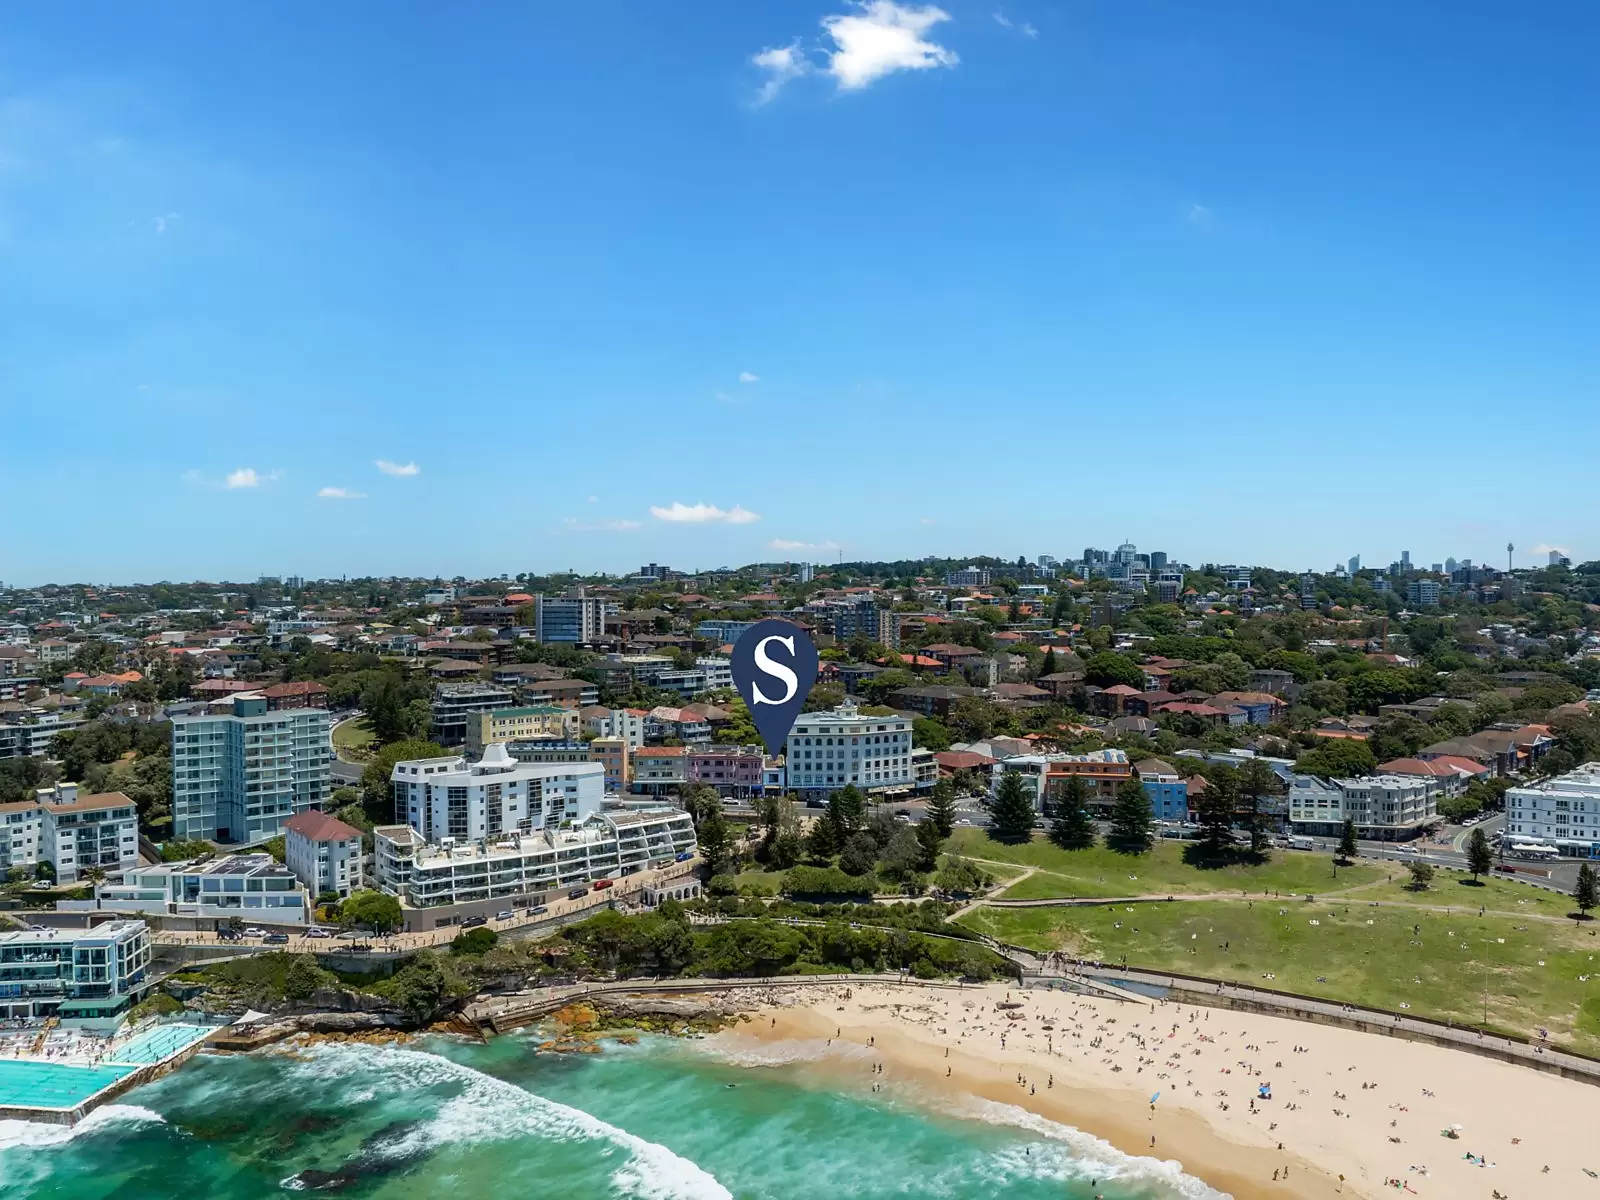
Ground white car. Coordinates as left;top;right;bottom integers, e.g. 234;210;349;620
304;927;332;939
242;927;267;938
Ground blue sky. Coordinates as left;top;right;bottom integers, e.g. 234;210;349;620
2;1;1595;585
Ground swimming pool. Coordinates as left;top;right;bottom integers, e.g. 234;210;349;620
0;1060;136;1111
105;1023;214;1066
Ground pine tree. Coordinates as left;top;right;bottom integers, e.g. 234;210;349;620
990;771;1037;844
1039;646;1058;678
1048;775;1096;850
827;784;866;843
927;779;957;840
1575;863;1598;920
1107;777;1154;854
1193;771;1236;856
697;807;731;874
1338;818;1358;861
1239;759;1277;855
1466;826;1493;881
914;817;943;873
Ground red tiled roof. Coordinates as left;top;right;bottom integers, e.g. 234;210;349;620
1102;684;1140;696
261;681;329;698
285;809;364;842
635;746;688;758
935;750;995;771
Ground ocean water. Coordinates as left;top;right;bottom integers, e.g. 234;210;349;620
0;1030;1225;1200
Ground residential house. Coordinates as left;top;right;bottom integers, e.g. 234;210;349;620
633;746;689;795
687;745;764;798
1134;758;1189;822
284;809;365;899
887;685;979;719
644;706;712;745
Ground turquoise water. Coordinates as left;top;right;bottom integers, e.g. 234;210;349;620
106;1024;213;1066
0;1030;1223;1199
0;1061;133;1110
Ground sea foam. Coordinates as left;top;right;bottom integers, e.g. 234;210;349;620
0;1104;166;1154
287;1043;731;1200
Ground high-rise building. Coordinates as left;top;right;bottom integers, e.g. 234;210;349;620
1400;550;1412;572
1148;551;1168;572
534;590;606;643
1445;557;1458;574
797;561;814;583
1299;574;1318;609
170;693;333;843
833;599;899;649
1114;541;1138;565
1407;579;1442;606
784;702;914;798
389;743;605;841
1037;555;1058;567
1348;555;1361;575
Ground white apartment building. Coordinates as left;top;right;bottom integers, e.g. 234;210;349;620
59;854;311;926
170;694;333;843
372;806;696;930
1287;774;1436;840
389;743;605;843
582;707;645;751
284;809;365;898
1506;764;1600;858
0;920;152;1020
784;702;914;797
0;784;139;883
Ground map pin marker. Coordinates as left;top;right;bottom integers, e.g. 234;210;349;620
731;619;819;757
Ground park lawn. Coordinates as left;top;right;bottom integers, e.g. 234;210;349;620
332;718;376;758
957;898;1600;1054
1350;870;1582;920
944;830;1384;899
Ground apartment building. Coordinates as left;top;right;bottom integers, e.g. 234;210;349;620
428;683;515;747
1506;764;1600;858
0;920;151;1020
371;806;696;930
170;693;333;843
1040;749;1133;814
695;620;757;645
0;783;139;883
581;706;646;750
633;746;688;795
284;809;365;899
784;702;914;798
589;736;630;791
389;744;605;843
533;592;608;644
66;854;310;926
686;745;764;798
1287;774;1437;840
464;705;581;754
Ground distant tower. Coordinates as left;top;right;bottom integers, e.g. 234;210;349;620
1507;541;1514;572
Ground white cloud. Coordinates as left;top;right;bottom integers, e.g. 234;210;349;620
1186;204;1214;230
919;516;937;526
563;517;643;533
151;212;181;234
1531;543;1571;557
739;371;760;383
317;486;366;500
992;11;1037;37
650;501;761;525
823;2;958;90
375;459;420;477
752;41;811;104
587;495;599;504
770;538;840;554
224;467;281;489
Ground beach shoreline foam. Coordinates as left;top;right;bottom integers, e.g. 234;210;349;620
703;979;1600;1199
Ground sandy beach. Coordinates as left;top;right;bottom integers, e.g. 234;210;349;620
711;980;1599;1199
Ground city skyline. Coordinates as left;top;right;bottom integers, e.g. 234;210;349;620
2;2;1595;580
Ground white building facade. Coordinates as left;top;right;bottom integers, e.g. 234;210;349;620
284;810;366;898
0;784;139;883
1287;774;1437;840
60;854;311;926
784;702;914;798
1506;764;1600;858
389;744;605;843
0;920;152;1020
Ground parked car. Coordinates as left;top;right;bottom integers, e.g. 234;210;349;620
461;915;488;928
243;927;267;938
304;927;332;939
593;879;614;891
531;905;550;915
495;910;514;921
262;932;290;944
567;887;589;900
675;851;694;861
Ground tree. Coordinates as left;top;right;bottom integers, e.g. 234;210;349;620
1107;777;1154;854
1239;759;1277;856
1405;861;1435;892
880;826;926;882
912;718;952;752
838;831;879;876
1191;771;1236;855
451;926;499;955
360;738;450;822
805;813;840;860
1576;863;1598;920
826;785;867;843
1465;826;1493;882
1292;739;1377;780
1084;652;1145;690
341;889;403;933
934;856;991;895
927;779;956;839
1048;775;1096;850
914;818;943;873
1039;646;1059;678
990;771;1036;844
1337;818;1357;861
697;806;731;874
